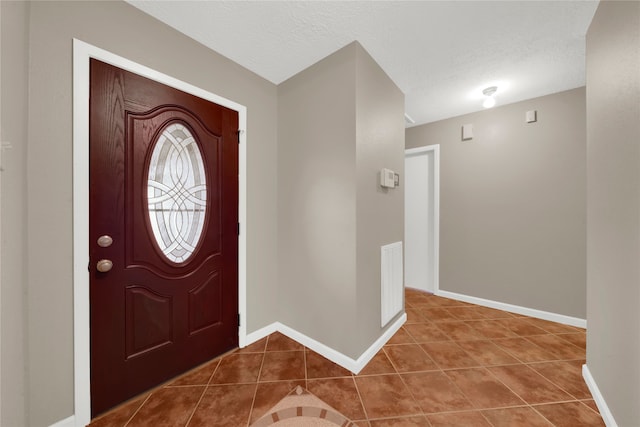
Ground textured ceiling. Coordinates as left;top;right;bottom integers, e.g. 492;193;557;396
127;1;598;126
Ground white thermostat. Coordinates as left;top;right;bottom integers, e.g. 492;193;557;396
380;168;396;188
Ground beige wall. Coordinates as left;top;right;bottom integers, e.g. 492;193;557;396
2;1;280;425
586;1;640;425
406;88;587;319
355;45;405;351
278;42;404;358
277;43;359;356
1;2;29;426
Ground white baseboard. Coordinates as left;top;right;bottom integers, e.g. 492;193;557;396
65;316;406;426
243;321;279;345
242;313;407;374
435;290;587;329
582;364;618;427
49;415;75;427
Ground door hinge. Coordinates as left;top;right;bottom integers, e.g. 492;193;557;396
237;222;240;236
237;129;244;143
237;313;241;327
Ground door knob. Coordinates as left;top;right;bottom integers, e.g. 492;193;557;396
97;235;113;248
96;259;113;273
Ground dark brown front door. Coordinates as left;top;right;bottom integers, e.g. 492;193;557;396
89;59;239;416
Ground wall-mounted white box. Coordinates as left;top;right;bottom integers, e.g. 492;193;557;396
526;110;537;123
462;124;473;141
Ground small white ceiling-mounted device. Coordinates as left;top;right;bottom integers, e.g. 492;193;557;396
482;86;498;108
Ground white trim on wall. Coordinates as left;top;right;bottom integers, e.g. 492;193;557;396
434;289;587;328
49;415;75;427
242;314;407;375
72;39;248;427
583;364;618;427
404;144;440;293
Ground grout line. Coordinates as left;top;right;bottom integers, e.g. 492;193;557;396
527;404;557;426
183;386;209;427
525;361;592;401
578;399;604;416
351;372;370;422
303;345;308;389
122;393;153;427
185;358;225;426
245;336;269;426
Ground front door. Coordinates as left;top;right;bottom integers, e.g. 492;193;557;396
89;59;239;416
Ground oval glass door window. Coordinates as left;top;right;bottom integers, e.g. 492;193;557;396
147;123;207;263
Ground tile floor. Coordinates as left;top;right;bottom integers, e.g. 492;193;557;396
89;288;604;426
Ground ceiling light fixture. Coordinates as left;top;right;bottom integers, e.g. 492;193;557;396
482;86;498;108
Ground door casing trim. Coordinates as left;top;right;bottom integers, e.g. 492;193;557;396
404;144;440;294
72;39;247;426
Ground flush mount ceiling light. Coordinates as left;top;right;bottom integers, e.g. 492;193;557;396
482;86;498;108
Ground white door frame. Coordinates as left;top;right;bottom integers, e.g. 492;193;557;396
404;145;440;293
72;39;247;426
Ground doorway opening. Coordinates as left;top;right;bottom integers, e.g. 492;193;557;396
404;145;440;294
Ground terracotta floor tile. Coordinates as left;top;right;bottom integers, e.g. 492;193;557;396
420;307;459;322
481;406;553;426
401;371;474;414
210;352;263;384
426;410;492;426
456;340;519;366
495;318;549;336
188;384;256;427
528;360;591;399
237;336;268;353
525;334;585;360
445;368;525;409
406;289;432;305
384;344;439;373
168;359;219;386
534;402;606;427
306;349;352;379
435;321;485;341
523;318;583;334
266;331;304;351
581;400;600;413
368;416;431;426
404;323;450;343
358;351;397;375
420;341;479;369
387;327;417;345
491;337;556;362
89;289;605;426
466;320;518;339
428;296;464;307
471;306;515;319
555;332;587;350
406;293;438;307
89;393;149;427
355;374;422;419
405;308;427;324
488;365;573;404
259;350;305;381
249;380;305;423
446;307;490;321
127;386;204;427
410;300;441;310
307;377;367;421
